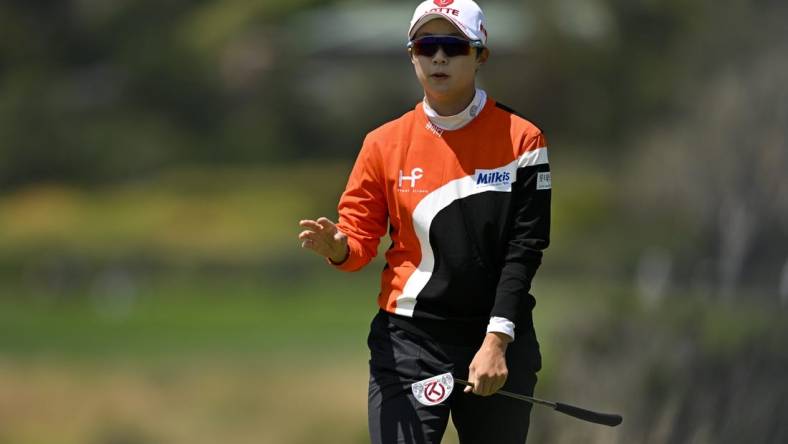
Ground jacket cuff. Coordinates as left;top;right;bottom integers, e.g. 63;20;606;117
486;316;516;341
326;238;364;272
326;245;349;266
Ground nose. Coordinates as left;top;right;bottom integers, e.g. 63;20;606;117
431;47;448;64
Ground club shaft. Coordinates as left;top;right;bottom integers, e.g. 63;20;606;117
454;378;623;427
454;378;556;408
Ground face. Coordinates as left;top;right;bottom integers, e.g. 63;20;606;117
409;18;488;100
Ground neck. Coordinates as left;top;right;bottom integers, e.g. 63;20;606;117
424;86;477;116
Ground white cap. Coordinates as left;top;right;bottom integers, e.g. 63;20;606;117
408;0;488;45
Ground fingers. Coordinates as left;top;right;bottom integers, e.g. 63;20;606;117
298;219;322;251
299;218;336;230
316;217;336;230
299;219;325;232
298;218;341;257
464;366;493;395
469;376;490;396
488;374;506;395
464;368;507;397
300;218;339;238
475;374;506;396
298;219;332;245
464;368;476;394
298;230;319;246
298;232;317;251
474;377;489;396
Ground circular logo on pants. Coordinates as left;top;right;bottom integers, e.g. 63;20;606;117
425;381;447;403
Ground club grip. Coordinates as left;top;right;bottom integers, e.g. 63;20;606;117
554;402;623;427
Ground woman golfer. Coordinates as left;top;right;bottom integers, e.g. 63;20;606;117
299;0;550;442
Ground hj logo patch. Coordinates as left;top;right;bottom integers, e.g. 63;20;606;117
399;167;424;188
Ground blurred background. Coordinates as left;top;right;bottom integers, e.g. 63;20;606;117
1;0;787;443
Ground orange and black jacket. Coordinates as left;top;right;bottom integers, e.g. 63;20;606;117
332;98;550;343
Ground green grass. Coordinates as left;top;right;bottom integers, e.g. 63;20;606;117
0;268;382;358
0;163;349;264
4;268;782;366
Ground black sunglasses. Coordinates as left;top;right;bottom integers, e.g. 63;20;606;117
407;35;484;58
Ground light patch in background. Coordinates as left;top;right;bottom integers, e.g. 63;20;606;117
554;0;613;43
91;268;139;320
636;247;673;309
292;2;536;55
780;260;788;307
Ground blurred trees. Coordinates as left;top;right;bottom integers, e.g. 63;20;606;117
622;0;788;299
0;0;322;186
1;0;783;184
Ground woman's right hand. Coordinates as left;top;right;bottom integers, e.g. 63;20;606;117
298;217;349;263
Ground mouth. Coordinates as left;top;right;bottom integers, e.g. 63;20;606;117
430;73;450;80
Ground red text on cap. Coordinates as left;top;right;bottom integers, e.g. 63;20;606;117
427;7;460;16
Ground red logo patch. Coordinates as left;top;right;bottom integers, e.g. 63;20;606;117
433;0;454;7
424;381;447;403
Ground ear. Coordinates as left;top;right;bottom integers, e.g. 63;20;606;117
408;47;417;65
476;47;490;65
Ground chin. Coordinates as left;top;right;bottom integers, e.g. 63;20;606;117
424;80;458;95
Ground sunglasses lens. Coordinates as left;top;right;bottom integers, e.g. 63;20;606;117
413;41;440;57
411;37;473;57
442;41;471;57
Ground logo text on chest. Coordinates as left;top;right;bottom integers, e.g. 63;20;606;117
474;168;512;188
398;167;429;193
425;121;444;137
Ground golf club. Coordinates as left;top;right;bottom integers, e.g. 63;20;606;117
411;373;623;427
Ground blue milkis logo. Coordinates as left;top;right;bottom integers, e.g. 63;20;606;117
476;170;511;185
474;166;513;188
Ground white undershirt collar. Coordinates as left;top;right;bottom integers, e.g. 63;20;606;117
423;88;487;131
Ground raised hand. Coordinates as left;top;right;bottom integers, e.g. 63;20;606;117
298;217;349;263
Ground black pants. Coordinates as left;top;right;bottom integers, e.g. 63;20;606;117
367;311;542;444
